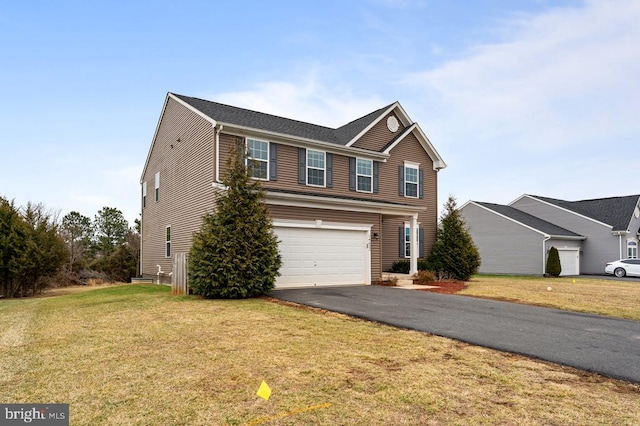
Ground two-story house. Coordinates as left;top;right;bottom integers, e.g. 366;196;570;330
140;93;446;288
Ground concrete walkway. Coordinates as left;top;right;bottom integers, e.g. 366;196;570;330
271;285;640;384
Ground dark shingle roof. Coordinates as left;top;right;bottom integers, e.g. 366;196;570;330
530;195;640;231
475;202;584;237
172;93;394;146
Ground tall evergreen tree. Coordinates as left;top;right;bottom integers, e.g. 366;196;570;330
546;246;562;277
427;196;481;281
189;140;281;298
61;211;93;272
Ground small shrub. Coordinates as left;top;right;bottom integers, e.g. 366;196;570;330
413;270;435;285
390;260;410;274
417;259;430;271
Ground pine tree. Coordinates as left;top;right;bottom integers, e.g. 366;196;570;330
427;196;481;281
546;246;562;277
188;140;281;298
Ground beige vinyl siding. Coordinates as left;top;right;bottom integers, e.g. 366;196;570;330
268;205;382;281
351;113;406;152
380;133;438;270
141;97;216;280
219;130;438;272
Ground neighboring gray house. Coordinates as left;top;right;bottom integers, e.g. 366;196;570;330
460;194;640;276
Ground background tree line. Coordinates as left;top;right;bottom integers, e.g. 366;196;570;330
1;196;139;298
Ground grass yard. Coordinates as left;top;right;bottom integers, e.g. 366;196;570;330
459;275;640;320
1;283;639;425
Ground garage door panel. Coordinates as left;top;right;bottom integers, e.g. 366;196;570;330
274;226;369;288
558;249;579;276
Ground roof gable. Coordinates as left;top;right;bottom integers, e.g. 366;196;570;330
526;194;640;232
471;202;584;238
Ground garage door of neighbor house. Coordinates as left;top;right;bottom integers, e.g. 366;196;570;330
558;249;580;276
274;225;370;288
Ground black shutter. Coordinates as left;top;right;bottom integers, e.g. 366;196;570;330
349;158;356;191
373;161;379;193
326;153;333;188
419;228;425;258
399;227;404;257
398;165;405;196
419;169;424;199
298;147;306;185
269;143;278;181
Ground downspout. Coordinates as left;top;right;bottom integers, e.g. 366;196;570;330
215;124;224;183
542;236;551;275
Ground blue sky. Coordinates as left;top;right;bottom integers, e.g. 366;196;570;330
1;0;638;224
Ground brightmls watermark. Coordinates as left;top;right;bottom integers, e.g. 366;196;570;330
1;404;68;425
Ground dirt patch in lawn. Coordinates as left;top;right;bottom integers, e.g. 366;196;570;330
417;281;467;294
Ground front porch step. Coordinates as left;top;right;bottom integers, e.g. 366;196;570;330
381;273;414;286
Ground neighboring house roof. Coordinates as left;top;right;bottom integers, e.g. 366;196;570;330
172;93;392;146
473;202;585;238
527;194;640;232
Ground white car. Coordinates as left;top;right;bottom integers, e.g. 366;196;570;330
604;259;640;278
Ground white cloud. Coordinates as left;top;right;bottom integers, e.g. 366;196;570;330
402;0;640;205
201;76;387;128
407;0;640;152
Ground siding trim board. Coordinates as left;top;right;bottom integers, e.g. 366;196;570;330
265;190;425;216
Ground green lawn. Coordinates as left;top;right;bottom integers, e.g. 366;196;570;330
1;283;639;425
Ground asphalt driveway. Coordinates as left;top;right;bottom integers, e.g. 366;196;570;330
271;285;640;384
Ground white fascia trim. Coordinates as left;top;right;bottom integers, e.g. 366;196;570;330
219;123;389;162
140;93;170;182
273;219;373;232
265;191;425;216
470;201;586;241
512;195;613;230
169;93;218;127
382;123;447;171
141;93;218;182
344;102;404;147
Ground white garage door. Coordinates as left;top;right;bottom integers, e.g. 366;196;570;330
274;226;370;288
558;249;580;276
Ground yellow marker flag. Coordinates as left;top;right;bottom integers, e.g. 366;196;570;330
257;381;272;400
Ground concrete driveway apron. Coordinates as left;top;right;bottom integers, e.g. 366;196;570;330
271;285;640;384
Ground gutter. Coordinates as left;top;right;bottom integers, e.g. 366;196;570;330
215;124;224;183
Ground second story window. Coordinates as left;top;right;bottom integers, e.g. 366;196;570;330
404;165;418;198
155;172;160;202
356;159;373;193
142;181;147;208
247;138;269;180
307;149;325;187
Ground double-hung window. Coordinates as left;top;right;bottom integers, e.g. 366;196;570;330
404;164;418;198
165;226;171;258
247;138;269;180
142;182;147;208
155;172;160;202
356;158;373;192
307;149;325;187
404;224;411;258
628;241;638;259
